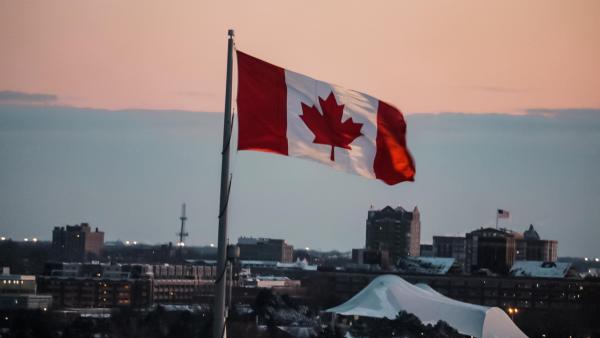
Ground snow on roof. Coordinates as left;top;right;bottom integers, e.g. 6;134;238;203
240;260;279;266
397;256;455;275
160;304;210;312
277;259;318;271
255;275;290;281
277;326;317;338
510;261;571;278
327;274;527;338
239;259;318;270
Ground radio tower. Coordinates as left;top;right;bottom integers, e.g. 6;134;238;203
177;203;189;248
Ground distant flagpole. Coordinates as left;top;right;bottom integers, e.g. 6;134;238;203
496;209;510;229
496;211;499;229
213;29;235;338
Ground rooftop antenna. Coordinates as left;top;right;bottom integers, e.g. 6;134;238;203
177;203;189;248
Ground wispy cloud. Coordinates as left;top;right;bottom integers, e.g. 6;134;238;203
526;108;600;117
0;90;57;104
465;85;527;94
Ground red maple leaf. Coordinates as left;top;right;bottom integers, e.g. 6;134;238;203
300;92;363;161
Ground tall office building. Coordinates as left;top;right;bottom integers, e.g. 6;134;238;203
465;227;516;274
52;223;104;262
365;206;421;262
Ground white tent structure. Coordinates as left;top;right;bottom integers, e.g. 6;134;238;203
327;275;527;338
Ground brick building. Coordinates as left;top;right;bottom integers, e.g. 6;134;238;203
52;223;104;261
515;225;558;262
237;237;294;263
37;262;216;308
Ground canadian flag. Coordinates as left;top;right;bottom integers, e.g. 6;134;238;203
236;50;415;185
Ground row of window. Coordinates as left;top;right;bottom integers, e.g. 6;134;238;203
1;280;25;285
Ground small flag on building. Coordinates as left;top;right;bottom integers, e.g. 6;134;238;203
497;209;510;218
235;50;415;185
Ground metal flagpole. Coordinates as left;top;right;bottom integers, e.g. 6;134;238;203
496;211;499;229
213;29;234;338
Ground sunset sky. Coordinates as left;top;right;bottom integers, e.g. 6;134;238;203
1;1;599;257
1;0;599;114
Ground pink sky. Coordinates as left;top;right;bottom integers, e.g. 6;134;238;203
1;0;599;114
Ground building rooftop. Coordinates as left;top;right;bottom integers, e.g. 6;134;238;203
523;224;541;241
368;205;418;221
397;257;455;275
469;227;520;238
237;237;286;245
510;261;572;278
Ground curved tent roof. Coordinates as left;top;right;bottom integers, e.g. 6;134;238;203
327;275;527;338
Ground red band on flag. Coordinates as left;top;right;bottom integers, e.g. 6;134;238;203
374;101;416;185
236;50;415;185
236;51;288;155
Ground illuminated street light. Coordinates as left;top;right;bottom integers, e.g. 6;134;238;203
125;240;130;245
0;237;5;241
584;257;589;261
132;241;138;245
23;238;29;242
209;243;215;247
305;247;310;251
32;238;38;242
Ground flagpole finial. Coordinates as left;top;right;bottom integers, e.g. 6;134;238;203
228;29;235;37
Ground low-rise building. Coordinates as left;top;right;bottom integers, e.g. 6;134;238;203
37;262;216;308
351;248;391;269
237;237;294;263
433;236;466;272
243;275;301;288
0;268;52;310
419;244;433;257
510;261;574;278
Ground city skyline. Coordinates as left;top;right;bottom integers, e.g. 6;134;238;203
1;104;598;257
1;1;599;258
